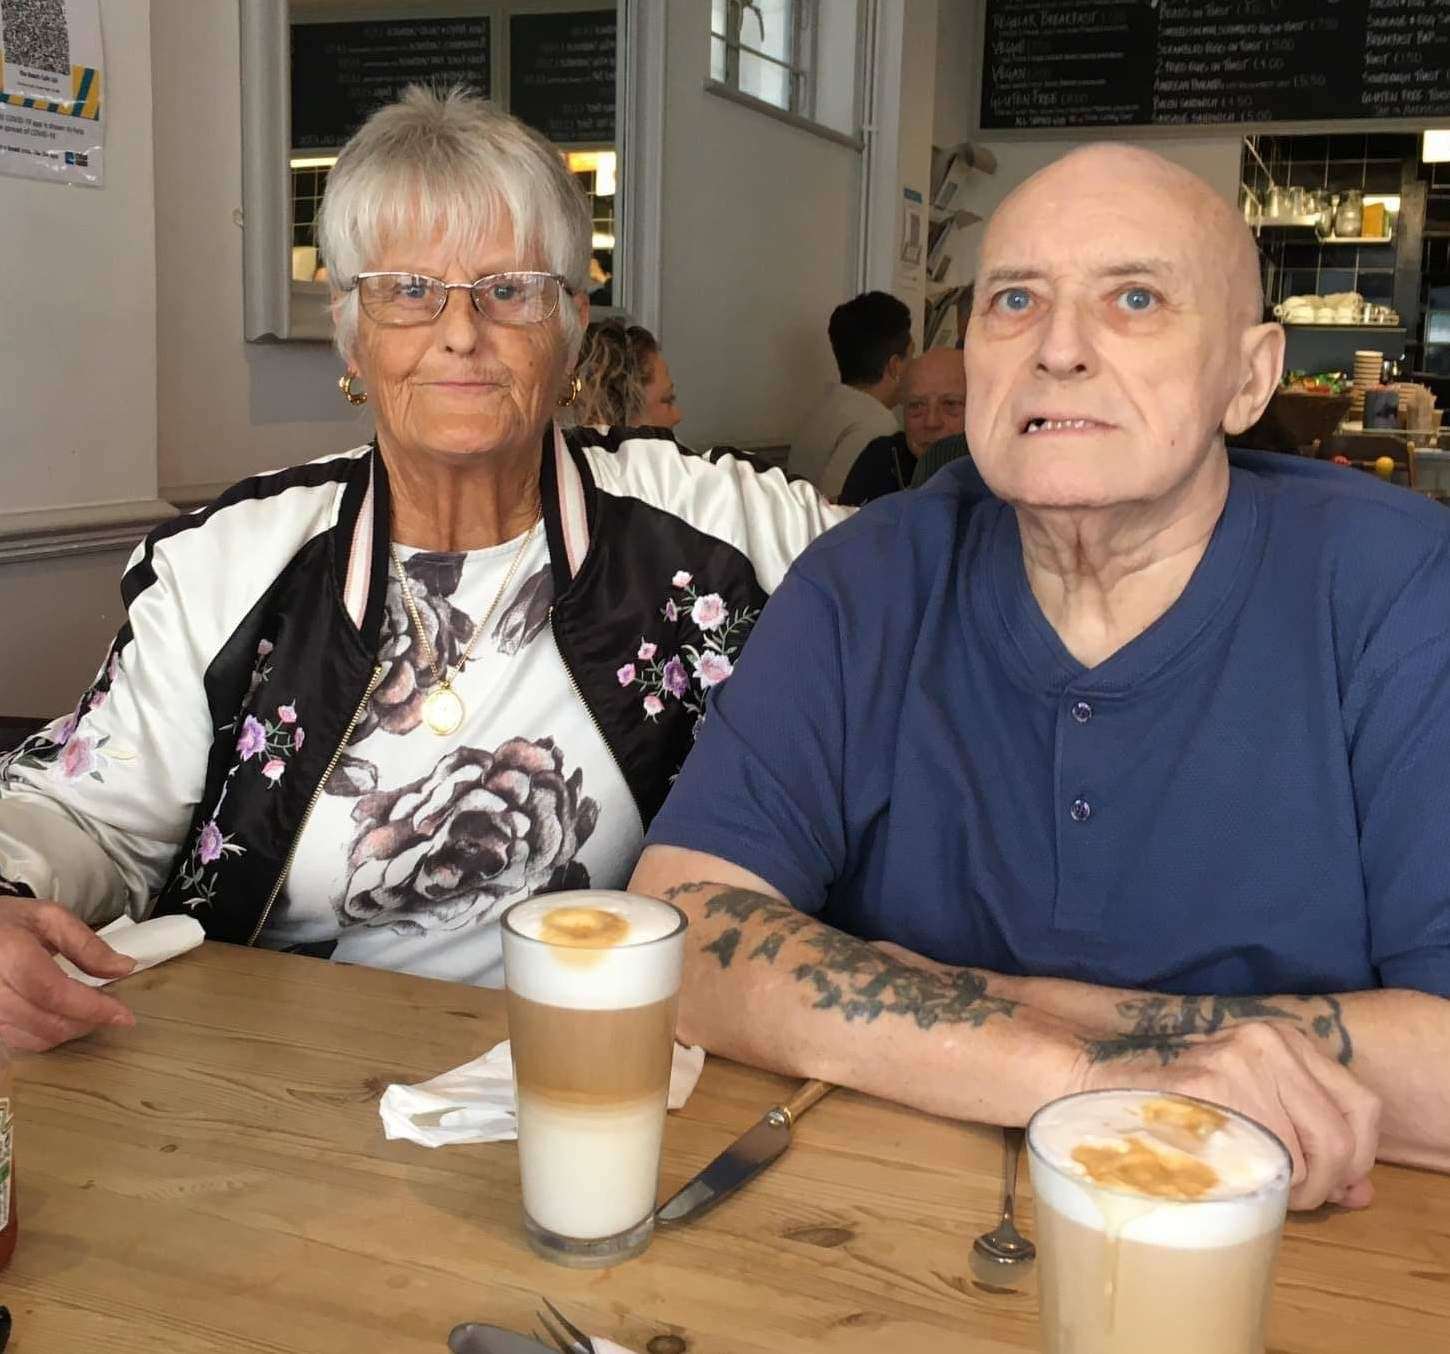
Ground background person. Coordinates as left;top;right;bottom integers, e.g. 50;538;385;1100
789;291;913;498
839;347;971;506
572;318;682;431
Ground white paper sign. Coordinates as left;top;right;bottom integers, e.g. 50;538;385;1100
0;0;104;186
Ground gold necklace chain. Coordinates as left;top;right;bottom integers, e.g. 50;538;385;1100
389;513;541;735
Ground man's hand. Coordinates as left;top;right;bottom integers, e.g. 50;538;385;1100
875;940;1381;1209
1077;1021;1380;1212
0;899;135;1050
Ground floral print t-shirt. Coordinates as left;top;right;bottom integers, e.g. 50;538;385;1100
261;530;643;987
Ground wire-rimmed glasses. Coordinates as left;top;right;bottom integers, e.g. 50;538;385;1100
349;270;570;328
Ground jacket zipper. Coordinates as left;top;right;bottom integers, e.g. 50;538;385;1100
549;607;631;792
247;663;385;945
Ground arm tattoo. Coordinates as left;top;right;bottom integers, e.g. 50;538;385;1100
1081;993;1355;1067
663;883;1018;1032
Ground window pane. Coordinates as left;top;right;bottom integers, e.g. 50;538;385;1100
745;0;794;64
711;0;728;35
738;50;791;110
710;32;727;83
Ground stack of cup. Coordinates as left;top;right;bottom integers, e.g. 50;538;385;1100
1350;351;1383;424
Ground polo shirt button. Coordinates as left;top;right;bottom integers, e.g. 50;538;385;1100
1071;700;1094;724
1070;796;1092;823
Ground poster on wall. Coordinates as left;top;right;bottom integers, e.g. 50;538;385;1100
0;0;104;186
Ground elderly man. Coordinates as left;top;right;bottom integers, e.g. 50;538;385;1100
838;347;973;506
632;145;1450;1212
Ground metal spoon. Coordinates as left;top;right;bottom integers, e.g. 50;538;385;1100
969;1125;1036;1289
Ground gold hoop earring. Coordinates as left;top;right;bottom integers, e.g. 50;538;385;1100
558;373;582;409
339;371;367;407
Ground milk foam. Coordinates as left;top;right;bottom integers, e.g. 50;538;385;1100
502;891;685;1010
1029;1091;1291;1250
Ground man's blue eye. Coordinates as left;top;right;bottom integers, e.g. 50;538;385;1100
1119;287;1156;312
997;288;1033;313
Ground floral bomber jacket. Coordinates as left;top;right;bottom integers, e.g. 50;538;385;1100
0;424;848;944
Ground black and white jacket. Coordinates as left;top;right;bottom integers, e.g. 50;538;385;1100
0;425;848;943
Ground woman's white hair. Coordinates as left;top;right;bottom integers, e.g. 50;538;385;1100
317;85;592;361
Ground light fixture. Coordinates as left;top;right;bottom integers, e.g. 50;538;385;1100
566;150;617;197
289;155;338;170
1425;130;1450;164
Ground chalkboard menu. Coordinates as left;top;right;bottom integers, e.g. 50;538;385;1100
508;10;616;145
980;0;1450;132
291;18;491;151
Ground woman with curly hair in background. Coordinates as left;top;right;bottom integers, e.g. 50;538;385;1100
0;86;846;1050
572;318;682;432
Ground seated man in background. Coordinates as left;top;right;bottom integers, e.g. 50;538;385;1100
789;290;912;498
839;347;976;506
633;144;1450;1212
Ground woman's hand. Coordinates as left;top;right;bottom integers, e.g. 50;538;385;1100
0;899;135;1050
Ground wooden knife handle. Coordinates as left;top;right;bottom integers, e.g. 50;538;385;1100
779;1079;833;1127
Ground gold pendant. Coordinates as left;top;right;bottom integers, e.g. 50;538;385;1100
421;683;465;736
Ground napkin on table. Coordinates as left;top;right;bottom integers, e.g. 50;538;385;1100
379;1038;705;1147
54;914;205;987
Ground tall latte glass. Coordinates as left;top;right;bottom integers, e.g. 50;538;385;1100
1027;1089;1292;1354
501;891;686;1267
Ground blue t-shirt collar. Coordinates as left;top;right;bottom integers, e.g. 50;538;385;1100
984;465;1264;697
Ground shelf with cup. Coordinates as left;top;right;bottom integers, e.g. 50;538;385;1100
1249;217;1394;246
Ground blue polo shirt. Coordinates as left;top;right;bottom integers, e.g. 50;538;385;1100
647;452;1450;998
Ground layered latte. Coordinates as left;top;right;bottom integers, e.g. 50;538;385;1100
502;892;686;1266
1027;1089;1292;1354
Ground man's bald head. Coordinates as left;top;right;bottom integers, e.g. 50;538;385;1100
963;141;1283;516
900;347;967;458
986;144;1263;328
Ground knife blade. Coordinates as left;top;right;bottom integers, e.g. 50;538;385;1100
656;1079;833;1225
448;1323;555;1354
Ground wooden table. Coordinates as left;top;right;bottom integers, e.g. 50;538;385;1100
6;944;1450;1352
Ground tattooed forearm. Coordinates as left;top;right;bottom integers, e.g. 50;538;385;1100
663;883;1019;1033
1081;992;1355;1067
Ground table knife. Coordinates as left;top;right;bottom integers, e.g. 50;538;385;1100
656;1079;833;1225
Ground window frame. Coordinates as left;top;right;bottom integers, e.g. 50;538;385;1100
711;0;817;121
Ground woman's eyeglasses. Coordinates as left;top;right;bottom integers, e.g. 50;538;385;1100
349;271;570;328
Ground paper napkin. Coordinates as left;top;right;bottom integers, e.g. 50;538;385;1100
55;914;205;988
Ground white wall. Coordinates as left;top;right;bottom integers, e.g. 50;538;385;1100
658;6;862;451
152;0;367;504
0;0;158;516
932;0;1243;285
0;0;162;714
864;0;939;347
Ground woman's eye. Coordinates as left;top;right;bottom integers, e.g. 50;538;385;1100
1118;287;1157;313
490;282;522;303
993;288;1034;315
398;277;432;300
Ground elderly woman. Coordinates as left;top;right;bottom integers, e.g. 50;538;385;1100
0;87;846;1050
572;319;682;431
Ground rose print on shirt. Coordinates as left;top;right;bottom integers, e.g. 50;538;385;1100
329;736;599;935
618;573;759;729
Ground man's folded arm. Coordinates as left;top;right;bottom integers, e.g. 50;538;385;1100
629;844;1091;1127
631;846;1384;1210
